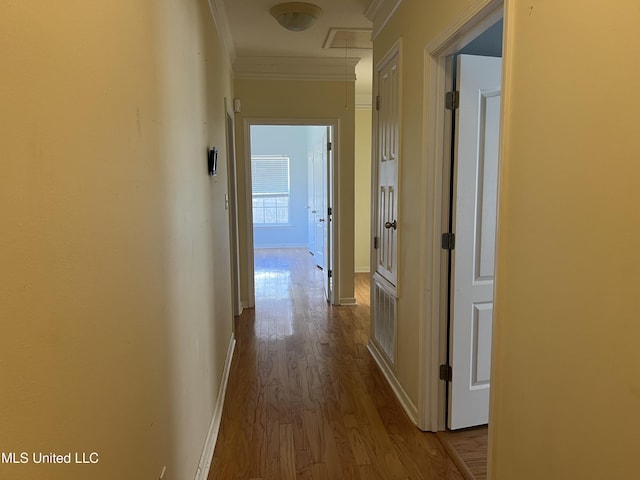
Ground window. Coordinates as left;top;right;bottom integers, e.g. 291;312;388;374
251;155;290;225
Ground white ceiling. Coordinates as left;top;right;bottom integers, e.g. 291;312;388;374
221;0;374;106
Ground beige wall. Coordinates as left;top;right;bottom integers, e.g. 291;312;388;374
489;2;640;478
0;1;234;479
355;109;372;273
234;79;356;304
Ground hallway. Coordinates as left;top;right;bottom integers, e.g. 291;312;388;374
209;249;463;479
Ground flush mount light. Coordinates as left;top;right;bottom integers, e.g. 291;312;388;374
270;2;323;32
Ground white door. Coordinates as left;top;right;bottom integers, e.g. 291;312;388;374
448;54;502;430
313;141;325;270
375;51;400;287
307;149;316;255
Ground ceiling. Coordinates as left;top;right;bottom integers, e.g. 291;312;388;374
221;0;374;106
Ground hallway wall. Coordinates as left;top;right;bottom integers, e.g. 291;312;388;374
355;108;372;273
0;1;234;479
489;2;640;478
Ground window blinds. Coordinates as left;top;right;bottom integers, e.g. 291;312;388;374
251;156;290;195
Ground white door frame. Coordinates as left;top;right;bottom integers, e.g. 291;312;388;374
419;0;504;431
242;118;340;307
224;98;242;317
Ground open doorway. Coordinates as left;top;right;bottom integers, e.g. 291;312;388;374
421;3;504;478
245;122;337;306
446;19;503;431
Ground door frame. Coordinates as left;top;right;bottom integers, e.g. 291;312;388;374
224;98;242;318
242;118;340;307
419;0;504;432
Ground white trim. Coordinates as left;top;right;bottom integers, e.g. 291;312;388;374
424;0;503;54
370;0;403;41
323;27;373;50
354;266;371;273
331;123;341;307
355;93;373;110
233;56;359;82
243;119;256;308
194;335;236;480
253;244;310;249
339;297;357;305
419;0;504;432
368;341;419;425
224;98;243;317
356;94;373;110
364;0;385;22
206;0;236;62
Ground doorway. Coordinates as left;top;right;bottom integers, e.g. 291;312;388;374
244;120;337;306
420;0;504;436
446;27;503;431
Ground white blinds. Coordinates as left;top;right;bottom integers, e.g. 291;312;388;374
251;156;290;195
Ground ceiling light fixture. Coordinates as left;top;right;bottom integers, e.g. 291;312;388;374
270;2;323;32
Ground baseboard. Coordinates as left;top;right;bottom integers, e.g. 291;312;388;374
339;297;357;305
354;267;371;273
253;244;309;249
367;341;419;425
195;334;236;480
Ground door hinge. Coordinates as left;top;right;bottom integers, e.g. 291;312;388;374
373;236;378;249
439;364;452;382
328;207;332;216
441;232;455;250
328;269;333;278
445;91;460;110
327;141;332;151
375;95;381;111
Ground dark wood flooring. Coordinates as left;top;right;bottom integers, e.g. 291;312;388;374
209;248;465;479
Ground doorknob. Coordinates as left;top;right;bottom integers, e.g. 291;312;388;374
384;220;397;230
319;218;325;222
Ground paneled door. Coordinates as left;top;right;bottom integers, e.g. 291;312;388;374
375;48;400;288
313;140;325;271
448;54;502;429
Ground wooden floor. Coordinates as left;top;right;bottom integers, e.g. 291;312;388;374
209;248;464;480
437;428;488;480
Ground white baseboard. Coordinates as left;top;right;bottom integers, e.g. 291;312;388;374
367;341;419;425
195;334;236;480
354;267;371;273
339;297;357;305
253;243;309;249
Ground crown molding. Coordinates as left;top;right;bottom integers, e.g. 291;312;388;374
233;56;360;82
366;0;403;41
364;0;384;21
207;0;237;62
